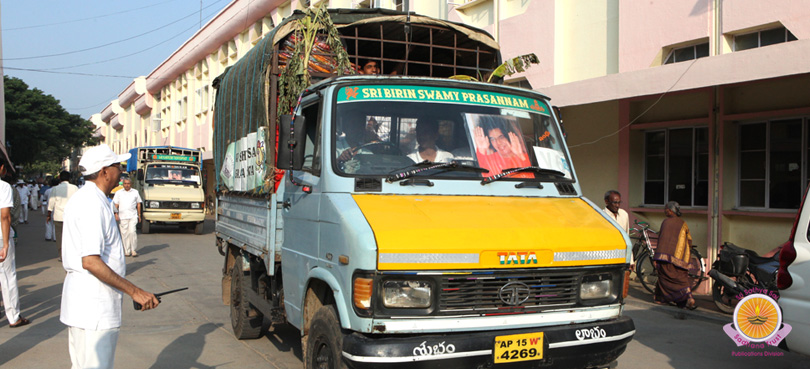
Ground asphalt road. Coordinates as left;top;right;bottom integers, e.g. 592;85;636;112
2;209;809;368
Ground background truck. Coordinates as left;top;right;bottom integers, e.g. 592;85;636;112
214;8;635;369
127;146;205;234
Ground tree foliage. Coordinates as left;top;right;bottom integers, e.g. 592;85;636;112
4;75;98;173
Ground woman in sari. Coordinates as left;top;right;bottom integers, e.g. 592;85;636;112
653;201;697;309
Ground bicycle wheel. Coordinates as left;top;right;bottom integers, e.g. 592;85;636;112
636;250;658;294
687;250;705;291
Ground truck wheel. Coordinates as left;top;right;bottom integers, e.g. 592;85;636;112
305;306;348;369
230;257;264;339
141;219;150;234
194;221;204;235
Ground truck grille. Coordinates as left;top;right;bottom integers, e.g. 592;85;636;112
438;271;579;315
158;202;193;209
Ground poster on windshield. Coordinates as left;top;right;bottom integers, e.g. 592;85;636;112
465;114;532;178
219;128;267;192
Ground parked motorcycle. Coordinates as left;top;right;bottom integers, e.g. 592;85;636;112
708;242;780;314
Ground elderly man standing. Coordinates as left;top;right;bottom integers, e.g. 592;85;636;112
48;171;78;261
112;178;142;257
1;151;30;328
61;144;159;369
603;190;629;233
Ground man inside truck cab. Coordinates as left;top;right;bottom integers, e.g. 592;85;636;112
407;119;454;163
336;115;384;163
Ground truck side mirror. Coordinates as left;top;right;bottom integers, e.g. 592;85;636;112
137;169;144;181
277;114;306;170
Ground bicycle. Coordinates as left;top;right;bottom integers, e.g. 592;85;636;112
630;220;706;294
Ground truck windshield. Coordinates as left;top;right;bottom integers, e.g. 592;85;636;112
145;164;201;185
334;85;571;180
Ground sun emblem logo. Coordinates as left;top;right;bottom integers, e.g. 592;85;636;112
733;294;781;342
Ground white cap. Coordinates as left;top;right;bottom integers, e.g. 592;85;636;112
78;144;131;176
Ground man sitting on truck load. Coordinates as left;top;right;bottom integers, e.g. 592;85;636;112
357;58;380;75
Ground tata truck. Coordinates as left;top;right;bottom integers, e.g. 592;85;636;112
214;8;635;369
127;146;205;234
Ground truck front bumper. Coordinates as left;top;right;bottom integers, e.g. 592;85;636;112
143;210;205;223
342;316;634;369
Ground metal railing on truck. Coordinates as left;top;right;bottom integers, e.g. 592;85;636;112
212;8;501;196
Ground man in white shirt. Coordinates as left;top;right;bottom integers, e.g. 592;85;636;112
15;180;29;224
61;144;159;369
112;178;142;257
1;154;30;328
48;171;78;261
604;190;632;268
603;190;629;233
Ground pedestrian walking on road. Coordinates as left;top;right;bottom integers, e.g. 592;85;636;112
15;180;29;224
43;179;57;241
0;151;30;328
653;201;697;310
48;171;78;260
29;181;39;211
112;178;142;257
61;144;159;369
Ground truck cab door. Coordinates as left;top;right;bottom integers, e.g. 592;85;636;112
280;101;323;322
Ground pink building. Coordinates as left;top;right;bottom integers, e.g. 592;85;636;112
93;1;810;290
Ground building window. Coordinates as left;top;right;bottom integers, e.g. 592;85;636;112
738;119;804;209
195;85;209;115
175;97;187;123
664;42;709;64
644;127;709;207
734;26;797;52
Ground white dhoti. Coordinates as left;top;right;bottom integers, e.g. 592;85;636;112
45;217;55;240
119;218;138;255
0;232;20;324
19;205;28;223
68;326;120;369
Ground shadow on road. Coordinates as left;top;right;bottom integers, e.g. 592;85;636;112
0;315;65;366
140;218;216;236
149;323;226;369
264;322;303;361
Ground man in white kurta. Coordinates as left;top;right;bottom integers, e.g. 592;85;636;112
112;179;142;257
49;171;78;260
1;161;29;328
60;144;159;369
15;181;29;224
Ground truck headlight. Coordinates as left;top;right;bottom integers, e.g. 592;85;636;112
383;280;432;308
191;202;201;209
148;201;160;208
580;273;613;300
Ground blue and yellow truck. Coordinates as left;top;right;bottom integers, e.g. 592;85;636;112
214;8;634;369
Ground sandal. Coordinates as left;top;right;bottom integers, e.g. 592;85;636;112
685;299;697;310
9;316;30;328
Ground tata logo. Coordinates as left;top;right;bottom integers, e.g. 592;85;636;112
499;282;531;306
497;252;538;265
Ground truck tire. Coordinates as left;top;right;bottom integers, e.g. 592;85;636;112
230;256;264;339
194;221;204;235
141;219;151;234
305;306;348;369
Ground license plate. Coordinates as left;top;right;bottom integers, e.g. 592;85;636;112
170;213;181;219
493;332;543;364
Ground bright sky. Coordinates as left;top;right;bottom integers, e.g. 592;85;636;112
1;0;230;119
